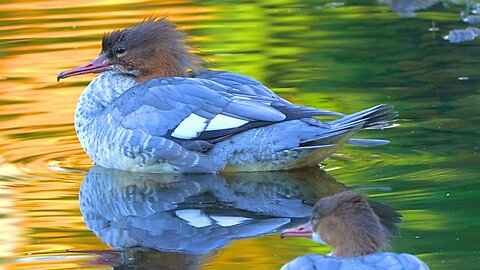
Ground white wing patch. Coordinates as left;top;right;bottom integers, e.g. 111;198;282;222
172;113;249;139
206;114;248;131
171;113;208;139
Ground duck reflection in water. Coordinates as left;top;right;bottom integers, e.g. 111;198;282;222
281;192;429;270
78;166;401;269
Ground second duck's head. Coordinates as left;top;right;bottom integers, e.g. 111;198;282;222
281;191;390;257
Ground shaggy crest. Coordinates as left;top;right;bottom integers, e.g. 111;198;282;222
101;18;203;81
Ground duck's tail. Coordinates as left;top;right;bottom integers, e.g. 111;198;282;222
331;103;397;131
291;104;397;167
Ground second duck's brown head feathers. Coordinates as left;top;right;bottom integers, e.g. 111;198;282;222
311;192;388;257
281;191;399;258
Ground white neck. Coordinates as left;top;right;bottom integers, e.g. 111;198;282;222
74;71;137;156
75;71;136;122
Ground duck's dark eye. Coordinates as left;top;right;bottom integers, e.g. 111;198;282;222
115;47;125;54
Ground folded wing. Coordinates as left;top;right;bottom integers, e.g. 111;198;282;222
108;76;342;145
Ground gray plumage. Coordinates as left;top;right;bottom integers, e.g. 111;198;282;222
281;253;430;270
75;69;396;173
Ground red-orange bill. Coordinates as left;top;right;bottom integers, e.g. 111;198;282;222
281;223;313;238
57;53;111;81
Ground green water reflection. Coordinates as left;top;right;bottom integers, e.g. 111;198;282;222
0;0;479;269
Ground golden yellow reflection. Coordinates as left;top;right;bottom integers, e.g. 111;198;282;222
0;1;224;268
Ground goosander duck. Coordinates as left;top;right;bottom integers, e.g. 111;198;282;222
281;192;429;270
58;18;396;173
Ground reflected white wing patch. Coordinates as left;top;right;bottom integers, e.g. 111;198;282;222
175;209;212;228
171;113;249;139
176;209;253;228
210;216;252;227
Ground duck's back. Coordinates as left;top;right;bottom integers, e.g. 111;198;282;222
281;252;429;270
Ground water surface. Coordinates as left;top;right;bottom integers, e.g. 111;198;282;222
0;0;479;269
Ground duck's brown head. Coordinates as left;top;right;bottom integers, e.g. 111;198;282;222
58;18;203;83
281;192;390;257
